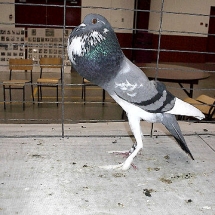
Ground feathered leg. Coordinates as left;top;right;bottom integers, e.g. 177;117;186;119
99;113;143;170
162;113;194;160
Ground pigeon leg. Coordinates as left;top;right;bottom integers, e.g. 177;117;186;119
107;143;137;157
120;114;143;170
99;114;143;170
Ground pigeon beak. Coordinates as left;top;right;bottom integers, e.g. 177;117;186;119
75;23;86;32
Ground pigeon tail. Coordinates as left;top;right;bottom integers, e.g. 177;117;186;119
162;113;194;160
167;98;205;120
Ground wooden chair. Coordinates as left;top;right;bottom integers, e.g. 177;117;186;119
81;78;105;105
37;57;62;106
3;59;34;110
184;94;215;120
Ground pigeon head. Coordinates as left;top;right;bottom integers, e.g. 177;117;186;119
72;14;112;36
68;14;124;87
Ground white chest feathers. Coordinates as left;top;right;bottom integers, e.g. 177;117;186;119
67;30;107;65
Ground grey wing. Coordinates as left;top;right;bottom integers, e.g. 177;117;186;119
114;70;176;113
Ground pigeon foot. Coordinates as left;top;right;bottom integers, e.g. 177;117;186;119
99;162;129;170
99;154;135;170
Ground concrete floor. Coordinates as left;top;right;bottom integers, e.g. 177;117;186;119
0;63;215;123
0;122;214;215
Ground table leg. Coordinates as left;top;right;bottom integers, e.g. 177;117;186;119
178;83;193;98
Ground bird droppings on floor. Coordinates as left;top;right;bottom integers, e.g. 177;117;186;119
0;122;214;215
143;188;155;197
159;177;173;184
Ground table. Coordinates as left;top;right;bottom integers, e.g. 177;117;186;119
136;63;210;98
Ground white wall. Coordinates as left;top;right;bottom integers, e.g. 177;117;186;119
81;0;134;33
149;0;215;37
1;0;214;37
0;0;15;27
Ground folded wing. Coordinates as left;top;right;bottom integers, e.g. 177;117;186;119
114;60;176;113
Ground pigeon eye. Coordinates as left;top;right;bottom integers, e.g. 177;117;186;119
92;18;97;24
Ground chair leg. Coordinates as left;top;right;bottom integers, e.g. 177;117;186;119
81;84;84;99
31;83;34;104
57;85;58;107
40;86;42;100
83;85;86;105
37;85;40;106
121;110;126;119
102;89;105;106
81;79;86;105
23;86;25;110
3;85;6;110
9;86;11;103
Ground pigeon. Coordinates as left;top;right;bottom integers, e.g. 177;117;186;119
67;13;205;170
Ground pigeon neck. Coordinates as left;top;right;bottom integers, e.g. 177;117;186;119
73;31;124;87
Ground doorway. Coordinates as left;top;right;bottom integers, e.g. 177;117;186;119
15;0;81;29
207;6;215;62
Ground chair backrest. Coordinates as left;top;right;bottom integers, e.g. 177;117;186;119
9;59;33;71
8;58;33;81
39;57;62;69
39;57;63;80
196;95;215;119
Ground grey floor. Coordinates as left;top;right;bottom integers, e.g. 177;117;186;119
0;62;215;124
0;122;214;215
